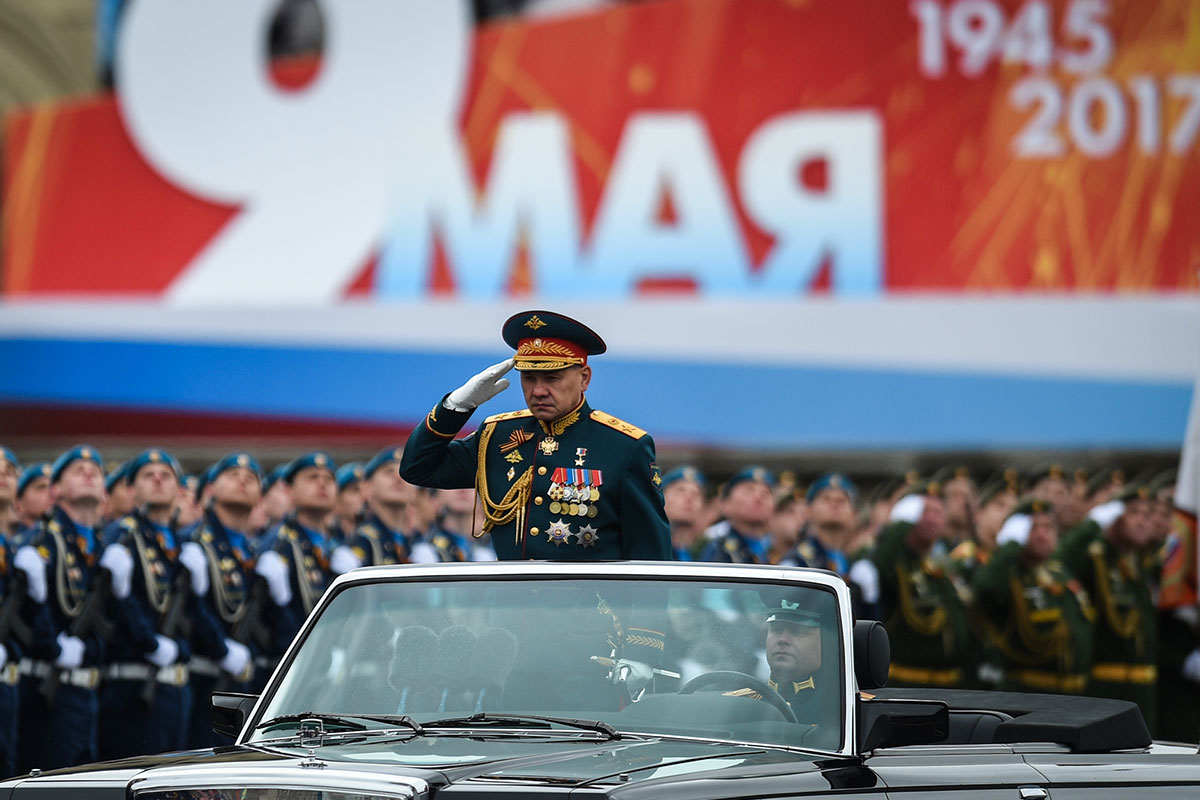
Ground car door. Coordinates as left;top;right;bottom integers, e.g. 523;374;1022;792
868;748;1049;800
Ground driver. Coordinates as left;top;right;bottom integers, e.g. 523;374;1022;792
727;598;822;721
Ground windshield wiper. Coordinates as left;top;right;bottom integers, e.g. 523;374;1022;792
254;712;423;736
422;712;622;740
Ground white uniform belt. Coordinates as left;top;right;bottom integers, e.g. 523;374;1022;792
189;657;222;678
17;658;101;689
104;663;190;687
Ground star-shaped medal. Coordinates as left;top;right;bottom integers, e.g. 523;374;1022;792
546;519;572;546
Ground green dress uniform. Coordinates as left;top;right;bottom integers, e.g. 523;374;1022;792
401;397;671;561
1057;519;1157;731
973;541;1094;694
872;521;973;688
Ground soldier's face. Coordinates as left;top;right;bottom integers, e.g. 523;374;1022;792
212;467;262;509
263;481;293;520
914;496;946;541
808;488;855;531
722;480;775;529
133;463;178;508
1117;499;1154;549
1025;512;1059;561
336;482;364;520
942;477;976;527
976;491;1016;546
53;459;105;506
520;365;590;421
290;466;335;513
0;460;16;504
664;480;705;527
767;621;821;683
17;477;52;520
1032;477;1069;514
367;463;416;507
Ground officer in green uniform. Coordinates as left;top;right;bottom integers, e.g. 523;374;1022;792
871;481;972;689
1058;480;1158;732
400;310;671;562
973;498;1094;695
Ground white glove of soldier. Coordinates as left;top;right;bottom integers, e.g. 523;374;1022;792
146;634;179;667
1183;648;1200;684
848;559;881;605
54;633;85;669
444;359;514;412
99;543;134;600
996;514;1033;547
330;545;363;575
1088;500;1125;530
14;546;48;603
256;550;292;606
179;542;210;596
0;643;7;670
611;658;654;697
220;639;252;679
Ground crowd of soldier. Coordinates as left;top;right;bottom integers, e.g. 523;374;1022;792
0;444;1196;777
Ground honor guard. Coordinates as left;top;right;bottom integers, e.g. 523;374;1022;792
1058;480;1159;732
331;447;416;574
661;466;708;561
102;460;134;525
400;310;671;561
972;499;1094;695
258;453;337;671
871;481;973;689
700;467;777;564
15;462;53;537
332;462;366;545
14;445;109;772
257;464;293;540
98;448;211;759
0;446;25;776
410;488;497;563
181;453;258;747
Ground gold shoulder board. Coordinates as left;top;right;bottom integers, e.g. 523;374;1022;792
590;410;647;439
483;409;534;424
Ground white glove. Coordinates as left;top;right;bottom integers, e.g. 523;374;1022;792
996;514;1033;547
14;546;48;603
179;542;210;596
146;634;179;667
1088;500;1125;530
889;494;926;524
611;658;653;697
220;639;252;679
445;359;514;412
55;633;85;669
1183;648;1200;684
327;647;347;679
0;643;7;670
256;550;292;606
848;559;880;604
99;543;134;600
330;545;363;575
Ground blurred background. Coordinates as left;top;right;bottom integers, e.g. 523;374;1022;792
1;0;1197;489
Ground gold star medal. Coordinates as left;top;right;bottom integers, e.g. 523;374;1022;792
547;519;572;546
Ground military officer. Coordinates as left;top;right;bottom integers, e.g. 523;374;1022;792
871;481;972;689
400;310;671;561
331;447;415;573
661;466;708;561
15;462;53;536
332;462;366;544
258;452;337;672
972;498;1093;695
14;445;109;772
1057;480;1158;731
182;452;258;747
98;448;209;758
700;466;777;564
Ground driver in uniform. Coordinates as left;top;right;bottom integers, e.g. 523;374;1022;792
725;598;822;722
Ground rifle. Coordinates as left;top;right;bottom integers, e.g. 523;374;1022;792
214;575;270;692
40;568;114;706
0;570;33;648
141;566;194;706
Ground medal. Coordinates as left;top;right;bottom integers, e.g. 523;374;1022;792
590;487;600;502
550;502;562;514
539;437;559;456
575;447;587;466
577;524;599;548
547;519;572;546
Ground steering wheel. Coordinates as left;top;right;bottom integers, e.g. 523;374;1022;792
678;670;798;723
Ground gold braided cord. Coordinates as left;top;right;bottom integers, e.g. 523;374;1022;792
896;565;948;637
475;422;533;544
132;530;169;615
290;533;320;615
202;534;246;626
49;527;85;619
1092;548;1140;639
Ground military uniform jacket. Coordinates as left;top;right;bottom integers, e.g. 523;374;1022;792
973;541;1094;692
344;509;411;566
1;531;54;667
184;509;257;662
262;515;332;658
699;522;769;564
401;397;671;561
100;512;200;666
872;521;972;684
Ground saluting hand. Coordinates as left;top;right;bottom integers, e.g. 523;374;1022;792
445;358;514;412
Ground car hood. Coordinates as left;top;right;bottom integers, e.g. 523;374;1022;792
2;736;858;798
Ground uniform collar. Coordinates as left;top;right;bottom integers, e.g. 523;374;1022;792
768;676;816;694
537;398;589;436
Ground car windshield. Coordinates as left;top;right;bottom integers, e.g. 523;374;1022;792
252;572;845;752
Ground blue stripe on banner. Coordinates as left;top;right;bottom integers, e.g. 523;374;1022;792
0;337;1191;449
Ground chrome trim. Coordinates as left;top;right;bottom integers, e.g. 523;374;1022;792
251;561;858;757
129;763;428;798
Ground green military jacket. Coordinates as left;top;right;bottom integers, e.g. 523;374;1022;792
400;396;671;561
973;541;1094;694
872;521;973;687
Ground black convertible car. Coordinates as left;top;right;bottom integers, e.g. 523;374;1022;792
3;561;1197;799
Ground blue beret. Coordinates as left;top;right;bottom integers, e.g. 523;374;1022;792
336;461;365;491
17;462;51;497
210;452;263;483
126;448;182;485
50;444;104;484
105;460;132;492
723;465;776;497
662;466;707;490
283;451;336;484
0;447;18;471
364;446;405;479
262;463;290;492
806;472;858;505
